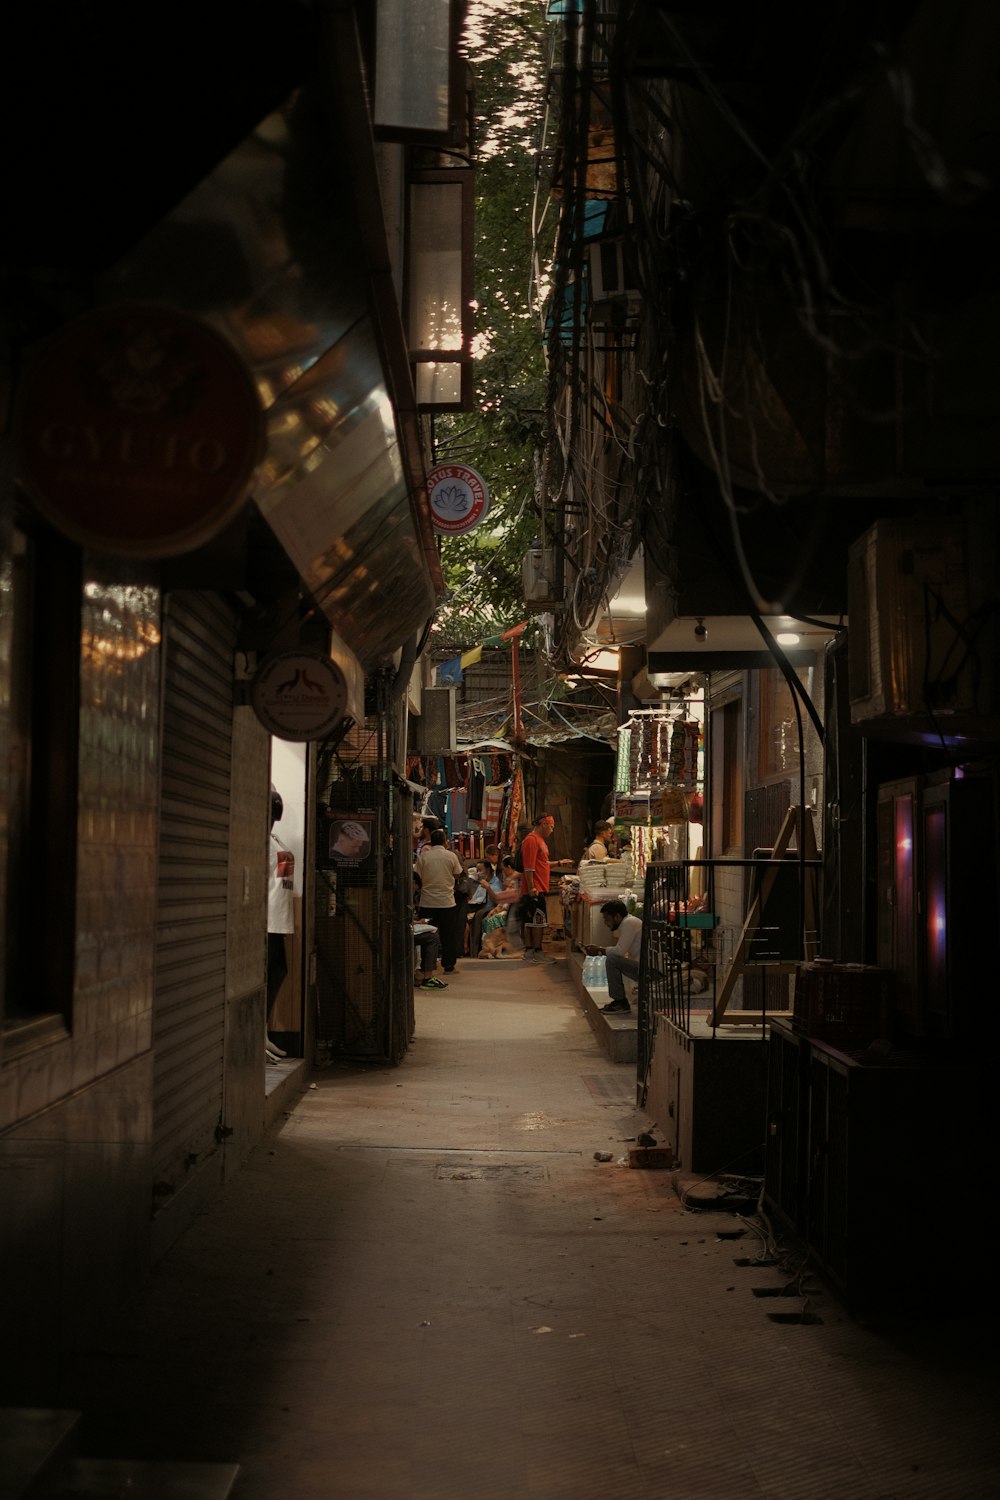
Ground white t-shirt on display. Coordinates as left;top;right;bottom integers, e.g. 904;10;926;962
268;831;295;935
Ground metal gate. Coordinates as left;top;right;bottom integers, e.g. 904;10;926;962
313;683;412;1064
153;590;236;1213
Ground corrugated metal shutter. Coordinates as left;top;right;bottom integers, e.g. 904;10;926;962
153;592;236;1191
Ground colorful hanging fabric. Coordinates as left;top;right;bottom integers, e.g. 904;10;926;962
507;766;524;848
483;785;505;840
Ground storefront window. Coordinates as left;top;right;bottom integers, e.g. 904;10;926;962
711;697;743;855
758;667;807;780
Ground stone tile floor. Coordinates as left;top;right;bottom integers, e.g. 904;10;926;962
60;955;1000;1498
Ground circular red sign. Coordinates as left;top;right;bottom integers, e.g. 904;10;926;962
13;305;265;557
427;463;490;536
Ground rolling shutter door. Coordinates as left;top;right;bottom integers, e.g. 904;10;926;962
153;591;236;1196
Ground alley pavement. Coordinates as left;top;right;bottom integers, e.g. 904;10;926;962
59;953;1000;1499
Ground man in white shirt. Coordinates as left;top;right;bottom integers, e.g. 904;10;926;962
585;898;642;1014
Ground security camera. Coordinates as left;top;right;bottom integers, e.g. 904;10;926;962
693;618;708;640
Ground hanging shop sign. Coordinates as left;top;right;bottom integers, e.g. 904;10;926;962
613;789;689;824
613;792;652;823
13;304;264;557
250;651;352;742
426;462;490;536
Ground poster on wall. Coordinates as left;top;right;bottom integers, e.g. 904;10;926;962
326;812;376;870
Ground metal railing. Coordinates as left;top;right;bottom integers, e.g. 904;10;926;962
637;857;821;1096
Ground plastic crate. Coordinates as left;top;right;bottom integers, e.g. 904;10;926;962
793;961;891;1042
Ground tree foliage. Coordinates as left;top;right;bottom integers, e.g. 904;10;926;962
430;1;553;648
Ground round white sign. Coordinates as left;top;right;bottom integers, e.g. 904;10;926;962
250;652;351;742
427;463;490;536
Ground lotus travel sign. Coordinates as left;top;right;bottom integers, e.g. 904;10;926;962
426;463;490;536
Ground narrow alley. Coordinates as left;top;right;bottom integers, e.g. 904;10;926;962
54;959;999;1500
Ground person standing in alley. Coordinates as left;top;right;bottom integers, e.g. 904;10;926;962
585;898;642;1012
583;819;613;862
414;829;464;973
519;812;556;964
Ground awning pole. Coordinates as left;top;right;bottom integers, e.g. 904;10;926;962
511;637;524;740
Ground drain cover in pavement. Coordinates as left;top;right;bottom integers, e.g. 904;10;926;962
581;1074;634;1104
435;1163;548;1181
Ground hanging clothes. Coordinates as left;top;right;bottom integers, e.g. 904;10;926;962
451;787;469;834
482;785;505;842
426;788;448;823
467;759;486;821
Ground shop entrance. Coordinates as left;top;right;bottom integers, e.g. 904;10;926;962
267;739;307;1059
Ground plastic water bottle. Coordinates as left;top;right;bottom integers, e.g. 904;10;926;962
594;956;607;987
583;955;594;985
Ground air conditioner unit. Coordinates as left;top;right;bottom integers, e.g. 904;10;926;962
522;547;563;609
416;686;457;752
588;237;633;300
847;515;983;727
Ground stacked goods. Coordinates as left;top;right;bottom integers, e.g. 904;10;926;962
578;858;633;892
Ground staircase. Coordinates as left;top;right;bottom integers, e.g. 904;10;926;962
0;1410;239;1499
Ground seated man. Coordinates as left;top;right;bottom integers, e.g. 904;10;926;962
585;898;642;1014
413;923;447;989
464;860;489;954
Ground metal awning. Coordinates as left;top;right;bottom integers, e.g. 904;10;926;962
94;35;442;671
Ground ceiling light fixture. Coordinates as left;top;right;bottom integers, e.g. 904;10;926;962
776;632;801;646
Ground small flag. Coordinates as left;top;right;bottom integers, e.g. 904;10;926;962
438;656;463;686
460;645;483;669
